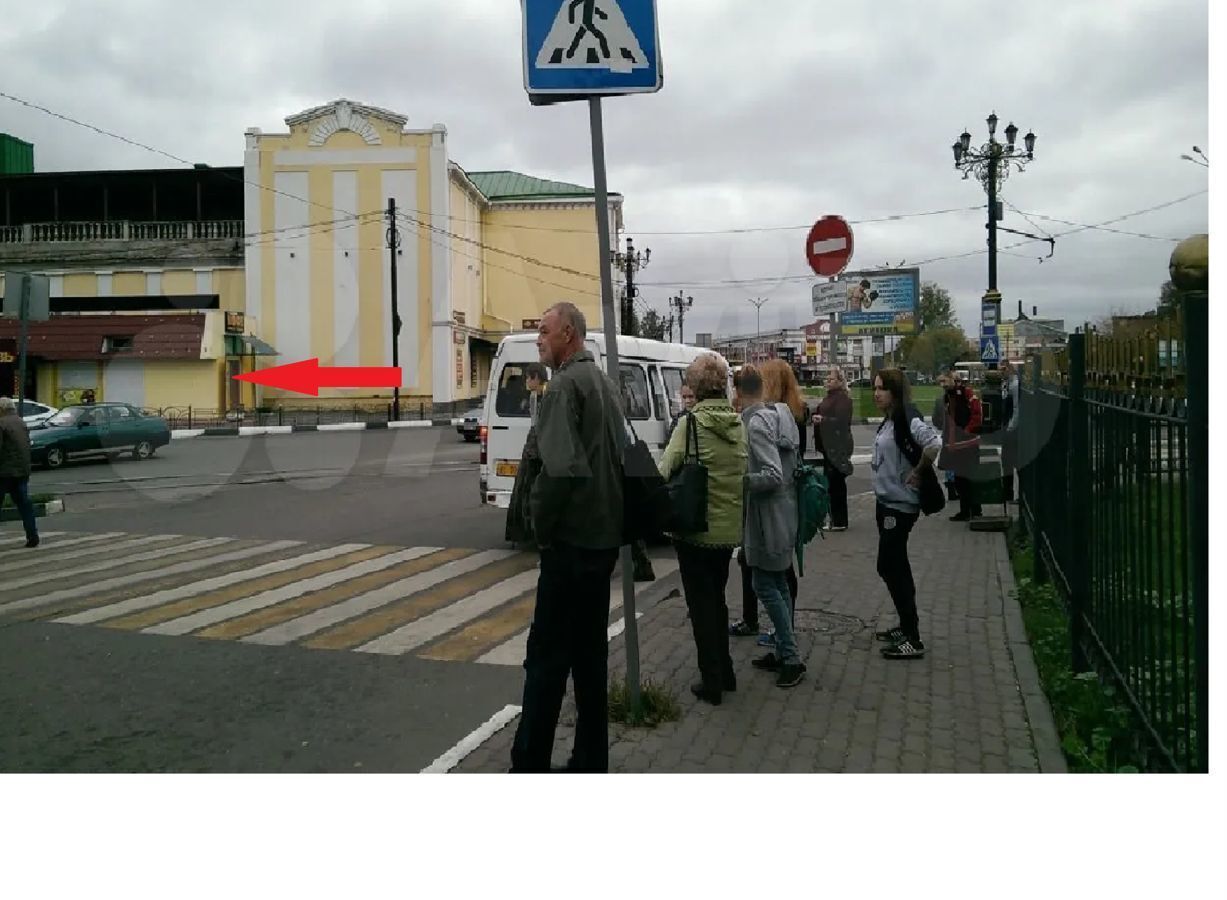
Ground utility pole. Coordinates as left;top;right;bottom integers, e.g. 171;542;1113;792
613;237;650;336
386;198;403;421
665;311;675;343
669;291;693;344
747;296;769;362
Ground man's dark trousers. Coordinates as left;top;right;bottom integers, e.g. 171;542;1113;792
511;543;619;773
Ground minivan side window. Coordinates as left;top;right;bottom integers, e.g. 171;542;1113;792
647;366;666;421
618;363;650;421
660;367;686;418
495;366;531;417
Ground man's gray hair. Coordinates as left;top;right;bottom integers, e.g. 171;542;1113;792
547;301;587;339
0;396;15;414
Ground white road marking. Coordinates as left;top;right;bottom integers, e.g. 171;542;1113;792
2;537;233;593
356;568;541;656
0;532;129;569
143;546;436;637
241;549;513;646
419;704;522;774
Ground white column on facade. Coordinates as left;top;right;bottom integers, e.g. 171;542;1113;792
145;270;162;294
273;171;311;367
429;125;453;405
332;171;360;368
194;268;212;295
381;170;418;389
49;274;64;297
242;133;262;322
96;272;113;297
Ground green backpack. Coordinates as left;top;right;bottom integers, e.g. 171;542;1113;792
793;463;830;576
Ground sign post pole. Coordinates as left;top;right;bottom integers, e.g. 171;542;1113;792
588;96;641;712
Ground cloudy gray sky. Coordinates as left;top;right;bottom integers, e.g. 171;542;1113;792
1;0;1211;340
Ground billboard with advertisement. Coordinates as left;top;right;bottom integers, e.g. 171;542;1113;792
836;268;921;336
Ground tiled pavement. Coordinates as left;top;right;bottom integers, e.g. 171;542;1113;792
456;493;1066;774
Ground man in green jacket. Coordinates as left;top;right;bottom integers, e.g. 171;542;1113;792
0;396;39;548
511;301;625;774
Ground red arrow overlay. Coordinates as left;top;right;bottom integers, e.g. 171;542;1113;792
232;358;403;397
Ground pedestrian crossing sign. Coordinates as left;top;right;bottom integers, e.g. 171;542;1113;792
523;0;663;95
980;335;1000;363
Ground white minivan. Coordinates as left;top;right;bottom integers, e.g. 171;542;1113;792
478;332;731;508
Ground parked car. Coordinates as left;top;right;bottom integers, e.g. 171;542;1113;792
457;410;483;443
29;402;172;469
18;400;57;427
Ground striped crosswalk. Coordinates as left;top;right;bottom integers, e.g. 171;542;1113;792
0;531;678;666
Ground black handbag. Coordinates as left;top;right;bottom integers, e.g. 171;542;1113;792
622;418;671;543
664;413;709;533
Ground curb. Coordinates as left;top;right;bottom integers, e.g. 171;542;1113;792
994;533;1068;774
171;418;466;440
1;498;64;522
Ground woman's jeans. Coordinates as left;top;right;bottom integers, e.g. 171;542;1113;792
751;567;800;665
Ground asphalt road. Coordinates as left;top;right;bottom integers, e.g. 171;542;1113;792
2;425;879;774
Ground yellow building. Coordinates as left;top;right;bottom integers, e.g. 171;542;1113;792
0;98;624;414
243;99;623;408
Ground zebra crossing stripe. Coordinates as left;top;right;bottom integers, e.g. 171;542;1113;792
53;541;339;626
417;589;537;663
141;547;440;637
36;540;304;620
242;549;507;647
474;557;679;666
0;533;184;578
196;548;473;641
0;531;116;558
357;567;542;656
101;544;392;632
1;537;234;594
304;552;536;652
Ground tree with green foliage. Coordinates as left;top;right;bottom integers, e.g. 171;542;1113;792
901;326;974;376
919;281;959;331
637;307;666;341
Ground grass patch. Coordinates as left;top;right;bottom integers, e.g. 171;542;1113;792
802;385;942;419
1009;531;1148;773
608;679;682;728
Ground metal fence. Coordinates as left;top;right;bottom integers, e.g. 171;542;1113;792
155;400;481;431
1018;292;1207;772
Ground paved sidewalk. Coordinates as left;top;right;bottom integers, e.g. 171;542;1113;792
456;492;1065;774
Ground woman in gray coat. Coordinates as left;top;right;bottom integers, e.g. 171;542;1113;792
740;361;806;688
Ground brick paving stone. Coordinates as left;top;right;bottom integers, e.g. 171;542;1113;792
453;496;1064;774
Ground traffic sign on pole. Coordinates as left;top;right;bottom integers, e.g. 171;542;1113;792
805;216;854;277
523;0;662;97
980;335;1001;363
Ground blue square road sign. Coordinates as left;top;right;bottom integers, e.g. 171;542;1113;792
980;335;1001;364
523;0;662;95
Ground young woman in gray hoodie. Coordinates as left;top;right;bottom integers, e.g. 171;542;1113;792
740;362;806;688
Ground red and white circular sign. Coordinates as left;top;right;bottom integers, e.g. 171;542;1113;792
805;215;854;277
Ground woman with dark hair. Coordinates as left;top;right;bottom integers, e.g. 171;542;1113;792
869;368;942;660
659;353;746;705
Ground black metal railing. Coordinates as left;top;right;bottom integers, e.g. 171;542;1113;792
156;400;481;431
1018;292;1207;772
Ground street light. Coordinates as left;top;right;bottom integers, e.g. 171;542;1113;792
611;237;650;336
952;109;1038;297
1180;145;1209;168
747;296;769;362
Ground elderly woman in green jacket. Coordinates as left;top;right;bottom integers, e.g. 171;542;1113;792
658;353;747;706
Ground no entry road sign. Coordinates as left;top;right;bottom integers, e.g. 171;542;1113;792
806;216;854;278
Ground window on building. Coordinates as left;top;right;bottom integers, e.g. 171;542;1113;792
103;335;134;353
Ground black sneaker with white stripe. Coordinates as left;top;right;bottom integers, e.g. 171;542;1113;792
875;626;906;643
881;637;926;659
